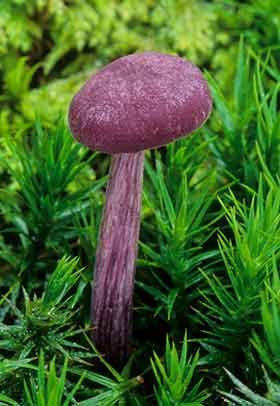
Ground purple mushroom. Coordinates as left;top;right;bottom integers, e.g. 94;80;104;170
68;52;212;364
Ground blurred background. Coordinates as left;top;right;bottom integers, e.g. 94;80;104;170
1;0;279;134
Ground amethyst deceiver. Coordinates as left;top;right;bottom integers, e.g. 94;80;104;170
68;51;212;364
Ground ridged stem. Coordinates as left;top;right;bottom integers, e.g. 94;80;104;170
91;151;145;364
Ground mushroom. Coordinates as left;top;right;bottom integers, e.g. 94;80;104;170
68;52;212;364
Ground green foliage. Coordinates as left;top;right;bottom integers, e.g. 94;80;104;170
23;351;83;406
0;351;90;405
0;122;105;275
0;0;279;131
0;358;36;385
215;0;280;50
207;39;280;189
252;261;280;379
1;0;279;133
138;142;219;323
71;338;144;405
211;0;280;90
0;0;219;133
198;179;280;373
1;57;40;105
0;394;20;406
1;1;280;403
0;256;90;371
0;0;217;66
151;332;209;405
221;368;280;406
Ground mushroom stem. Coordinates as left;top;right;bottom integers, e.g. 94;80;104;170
91;151;145;364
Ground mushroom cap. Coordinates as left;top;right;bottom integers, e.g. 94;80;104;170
68;52;212;154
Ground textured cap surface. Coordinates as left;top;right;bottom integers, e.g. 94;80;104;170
68;52;212;154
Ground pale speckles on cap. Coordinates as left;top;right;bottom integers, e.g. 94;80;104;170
68;52;212;154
